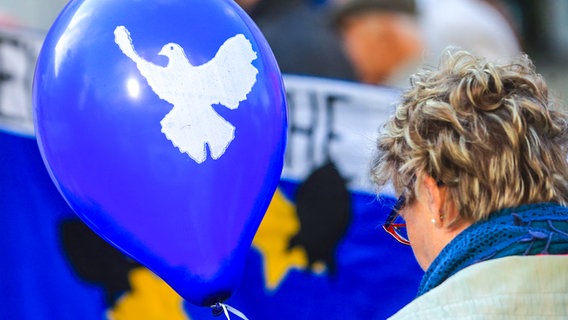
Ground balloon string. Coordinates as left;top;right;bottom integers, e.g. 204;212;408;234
213;302;249;320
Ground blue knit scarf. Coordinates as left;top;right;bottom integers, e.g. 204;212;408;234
418;202;568;296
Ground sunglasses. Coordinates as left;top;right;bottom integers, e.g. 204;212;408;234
383;178;443;245
383;192;410;245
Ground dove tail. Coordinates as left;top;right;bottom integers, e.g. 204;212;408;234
160;105;235;163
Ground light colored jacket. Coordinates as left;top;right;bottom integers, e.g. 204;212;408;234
389;255;568;319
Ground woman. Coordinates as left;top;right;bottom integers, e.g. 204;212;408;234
371;48;568;318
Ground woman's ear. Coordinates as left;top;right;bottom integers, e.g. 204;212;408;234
421;174;445;228
422;175;464;230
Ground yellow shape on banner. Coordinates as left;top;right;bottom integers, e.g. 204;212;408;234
253;189;308;290
108;267;190;320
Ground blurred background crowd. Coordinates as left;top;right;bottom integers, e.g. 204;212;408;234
1;0;567;103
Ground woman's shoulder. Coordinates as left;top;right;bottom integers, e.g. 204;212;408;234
389;255;568;319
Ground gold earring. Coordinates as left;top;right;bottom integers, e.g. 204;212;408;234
431;218;436;224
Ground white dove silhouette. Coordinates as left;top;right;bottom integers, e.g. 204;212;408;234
114;25;259;163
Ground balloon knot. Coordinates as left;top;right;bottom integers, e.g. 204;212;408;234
210;302;250;320
211;303;224;317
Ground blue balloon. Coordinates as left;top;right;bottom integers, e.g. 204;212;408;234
33;0;286;307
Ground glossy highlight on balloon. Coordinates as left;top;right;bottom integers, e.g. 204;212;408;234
33;0;287;307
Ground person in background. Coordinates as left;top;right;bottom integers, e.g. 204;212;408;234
235;0;355;81
332;0;424;86
416;0;521;63
371;47;568;318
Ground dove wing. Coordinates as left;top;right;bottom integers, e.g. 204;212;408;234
115;26;188;102
193;34;259;109
135;64;187;103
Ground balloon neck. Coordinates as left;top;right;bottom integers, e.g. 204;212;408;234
210;302;249;320
211;303;225;317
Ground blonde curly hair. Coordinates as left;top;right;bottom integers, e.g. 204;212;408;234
371;48;568;223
